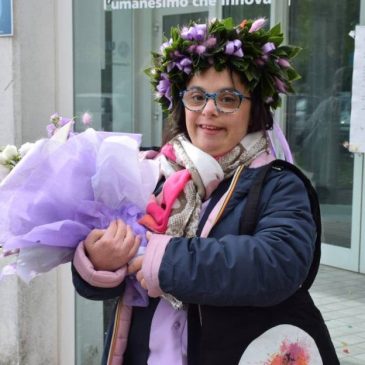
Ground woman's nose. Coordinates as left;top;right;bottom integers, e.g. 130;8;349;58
202;98;218;115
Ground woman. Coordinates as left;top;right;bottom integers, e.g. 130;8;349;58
72;18;339;364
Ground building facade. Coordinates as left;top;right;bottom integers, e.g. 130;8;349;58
0;0;365;363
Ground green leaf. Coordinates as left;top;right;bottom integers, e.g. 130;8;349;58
288;46;302;59
269;36;284;46
280;46;302;59
244;68;256;82
222;18;234;30
287;67;301;81
270;23;282;36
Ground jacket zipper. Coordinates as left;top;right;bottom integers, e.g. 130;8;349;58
196;167;245;329
107;298;123;365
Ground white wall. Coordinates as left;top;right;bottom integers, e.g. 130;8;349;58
0;256;59;364
0;0;74;364
0;262;18;365
0;37;16;145
14;0;58;143
0;0;73;145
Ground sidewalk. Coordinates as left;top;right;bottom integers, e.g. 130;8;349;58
310;265;365;364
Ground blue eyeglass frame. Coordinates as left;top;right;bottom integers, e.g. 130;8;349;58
179;88;251;113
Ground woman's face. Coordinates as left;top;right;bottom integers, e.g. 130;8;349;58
184;67;251;157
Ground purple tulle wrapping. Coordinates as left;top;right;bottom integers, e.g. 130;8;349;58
0;129;159;306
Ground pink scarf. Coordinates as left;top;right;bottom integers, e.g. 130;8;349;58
139;132;268;237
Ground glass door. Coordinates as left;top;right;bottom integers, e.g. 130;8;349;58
361;156;365;274
73;1;134;133
358;4;365;275
286;0;362;271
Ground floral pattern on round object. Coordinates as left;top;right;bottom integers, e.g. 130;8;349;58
238;324;323;365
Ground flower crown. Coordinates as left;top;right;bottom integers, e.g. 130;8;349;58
146;17;301;113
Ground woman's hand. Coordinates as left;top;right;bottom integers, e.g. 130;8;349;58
128;232;152;290
128;256;147;289
84;219;140;271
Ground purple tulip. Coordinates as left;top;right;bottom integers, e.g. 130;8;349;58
181;24;207;41
59;117;72;127
157;73;173;110
46;113;74;138
195;45;206;54
178;57;192;73
167;56;192;75
194;24;207;40
46;123;57;137
46;118;72;137
175;57;192;74
277;58;291;68
181;27;190;40
274;77;287;93
157;73;170;94
160;38;172;53
249;18;266;33
166;62;174;73
205;37;217;48
255;58;266;66
262;42;276;54
187;44;206;55
224;39;244;58
81;112;92;126
187;44;196;53
173;50;183;58
49;113;59;123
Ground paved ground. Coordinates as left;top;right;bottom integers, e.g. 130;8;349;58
310;265;365;364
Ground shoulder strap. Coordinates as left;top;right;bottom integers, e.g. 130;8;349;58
240;159;321;290
239;162;274;235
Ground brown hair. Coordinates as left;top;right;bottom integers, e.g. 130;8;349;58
162;67;274;144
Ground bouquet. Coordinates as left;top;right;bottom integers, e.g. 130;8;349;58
0;114;159;292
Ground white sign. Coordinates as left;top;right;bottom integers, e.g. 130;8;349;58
0;0;13;36
349;25;365;153
104;0;271;11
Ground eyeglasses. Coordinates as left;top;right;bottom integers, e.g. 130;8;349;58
179;88;251;114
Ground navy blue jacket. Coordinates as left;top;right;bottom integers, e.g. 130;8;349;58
159;165;316;306
72;164;332;364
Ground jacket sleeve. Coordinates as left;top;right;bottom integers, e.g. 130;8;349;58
158;170;316;307
72;264;126;301
71;242;126;301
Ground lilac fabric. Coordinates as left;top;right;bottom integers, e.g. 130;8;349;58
0;129;159;288
148;299;188;365
268;122;294;163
